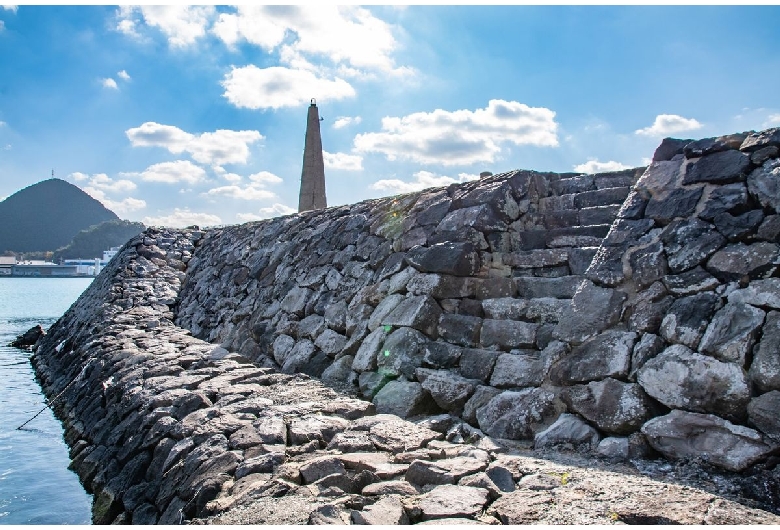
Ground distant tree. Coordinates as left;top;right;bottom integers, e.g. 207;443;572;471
53;219;145;261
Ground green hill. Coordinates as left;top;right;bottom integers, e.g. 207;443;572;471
53;219;145;261
0;178;119;253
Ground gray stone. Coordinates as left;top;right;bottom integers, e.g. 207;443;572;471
747;391;780;441
324;300;347;332
549;330;636;385
368;417;441;453
628;241;667;289
367;294;405;331
406;456;488;486
653;138;692;161
741;127;780;152
659;292;720;349
252;416;287;445
625;282;674;334
373;380;434;418
758;215;780;241
748;158;780;212
683;149;751;184
299;456;347;484
489;353;544;389
489;490;555;525
637;345;750;421
420;370;478;412
481;298;527;320
412;484;489;522
352;326;389;372
698;183;748;221
280;286;313;316
516;276;582;299
281;340;316;373
320;355;354;384
235;452;285;479
642;410;774;472
707;242;778;282
662;267;720;296
635;158;682;196
749;311;780;393
308;505;350;525
645;187;703;224
684;133;746;158
479;319;537;350
661;218;727;274
462;386;501;425
422;342;462;369
458;348;499;383
406;242;481;277
438;313;482;347
585;245;626;287
362;480;418;496
563;378;656;435
351;495;409;525
314;329;347;356
297;314;325;339
553;280;627;344
407;273;475;299
629;333;665;381
533;413;600;449
289;415;350;445
452;180;520;221
358;371;392;399
596;437;630;462
382;295;442;337
728;278;780;309
476;388;564;440
271;334;295;366
751;145;780;165
377;327;429;379
698;302;765;365
713;210;765;240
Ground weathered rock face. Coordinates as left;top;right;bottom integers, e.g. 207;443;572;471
28;128;780;524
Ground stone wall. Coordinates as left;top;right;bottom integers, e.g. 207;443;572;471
29;128;780;523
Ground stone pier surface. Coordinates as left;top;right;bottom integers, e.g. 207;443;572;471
31;128;780;524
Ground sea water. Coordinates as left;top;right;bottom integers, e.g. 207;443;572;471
0;277;93;524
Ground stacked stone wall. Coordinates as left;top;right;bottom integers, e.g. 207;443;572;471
28;128;780;523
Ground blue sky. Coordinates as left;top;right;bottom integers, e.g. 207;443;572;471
1;5;780;227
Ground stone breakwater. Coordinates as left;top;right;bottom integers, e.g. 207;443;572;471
31;128;780;524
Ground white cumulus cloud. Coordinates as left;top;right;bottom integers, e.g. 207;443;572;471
354;100;558;166
102;78;118;89
221;65;355;110
236;203;297;222
573;159;632;174
764;114;780;127
3;6;17;13
0;21;5;31
117;6;216;48
126;122;263;166
333;116;362;129
130;160;206;184
70;172;144;214
212;6;402;74
635;114;703;137
203;181;278;201
372;170;479;194
248;171;283;185
117;70;131;81
323;151;363;171
143;208;221;228
81;186;146;214
72;172;137;193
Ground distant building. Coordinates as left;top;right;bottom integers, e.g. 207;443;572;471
0;256;15;276
8;247;120;277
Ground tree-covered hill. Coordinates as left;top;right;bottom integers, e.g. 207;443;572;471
53;219;146;261
0;179;119;253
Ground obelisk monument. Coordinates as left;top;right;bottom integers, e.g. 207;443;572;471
298;99;327;212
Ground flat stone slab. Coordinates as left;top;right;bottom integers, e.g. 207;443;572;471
411;484;490;521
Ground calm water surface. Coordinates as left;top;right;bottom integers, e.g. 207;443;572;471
0;278;93;524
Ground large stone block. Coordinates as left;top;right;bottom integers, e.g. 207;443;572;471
419;370;478;413
747;158;780;213
706;242;779;282
549;330;636;385
553;280;627;345
660;218;726;274
683;149;751;184
406;242;482;277
352;327;389;372
740;127;780;152
476;387;565;440
458;348;499;383
489;353;544;389
563;378;656;435
728;278;780;309
748;311;780;393
376;326;429;379
642;410;774;472
372;380;436;418
659;292;721;349
698;302;765;366
406;273;475;299
421;341;462;369
436;204;508;233
645;187;703;224
367;294;405;331
747;391;780;441
637;345;751;421
479;319;537;350
533;413;600;450
438;313;482;347
698;183;748;221
382;295;442;338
